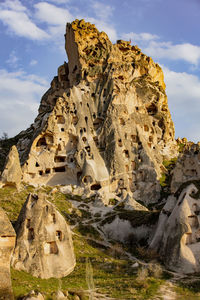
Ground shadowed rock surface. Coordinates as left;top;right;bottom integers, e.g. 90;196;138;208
12;192;76;279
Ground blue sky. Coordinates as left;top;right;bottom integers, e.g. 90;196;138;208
0;0;200;141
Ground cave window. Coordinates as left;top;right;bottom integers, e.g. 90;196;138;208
39;170;43;176
118;139;122;147
131;135;137;142
123;150;129;158
85;116;88;124
146;103;158;115
72;116;78;125
49;241;59;254
28;228;34;241
73;65;77;73
54;156;65;163
91;93;95;98
118;179;124;188
149;136;153;143
57;116;65;124
91;184;101;190
93;113;96;119
52;213;56;223
87;103;89;108
35;162;39;167
53;166;66;172
82;137;87;143
119;118;125;125
103;89;107;97
45;169;51;174
36;137;47;147
83;128;86;132
80;128;83;135
56;231;63;241
135;107;139;111
83;175;93;184
57;144;62;151
61;128;64;132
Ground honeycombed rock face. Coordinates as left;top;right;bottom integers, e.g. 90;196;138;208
16;19;177;205
150;184;200;274
12;193;76;279
0;208;16;300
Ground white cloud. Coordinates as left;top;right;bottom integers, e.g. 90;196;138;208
30;59;38;66
0;69;48;137
122;32;158;42
91;1;114;21
163;66;200;142
0;1;49;40
1;0;26;12
6;51;19;68
34;2;73;25
46;0;70;4
145;41;200;66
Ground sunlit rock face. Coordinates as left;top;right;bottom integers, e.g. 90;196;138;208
0;145;22;190
12;193;76;279
15;19;177;205
0;208;16;300
150;183;200;274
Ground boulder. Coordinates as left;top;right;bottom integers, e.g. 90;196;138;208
1;145;22;190
12;192;76;279
0;207;16;300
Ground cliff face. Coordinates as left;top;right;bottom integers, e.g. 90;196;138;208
16;19;177;205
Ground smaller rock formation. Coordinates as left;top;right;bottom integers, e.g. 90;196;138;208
0;208;16;300
0;145;22;190
12;193;76;279
150;183;200;274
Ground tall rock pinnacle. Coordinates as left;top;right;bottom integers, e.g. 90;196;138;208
15;19;177;205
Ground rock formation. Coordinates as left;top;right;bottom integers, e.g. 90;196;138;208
0;145;22;190
12;193;76;279
150;183;200;273
13;19;177;205
0;207;16;300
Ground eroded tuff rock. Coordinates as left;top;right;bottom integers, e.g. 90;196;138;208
0;208;16;300
150;183;200;274
15;19;177;205
171;140;200;193
0;145;22;190
12;193;75;279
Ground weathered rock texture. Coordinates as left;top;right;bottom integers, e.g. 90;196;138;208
0;145;22;190
150;183;200;274
171;141;200;193
14;19;177;204
12;193;76;279
0;208;16;300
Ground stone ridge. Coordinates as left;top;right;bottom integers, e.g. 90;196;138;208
15;19;177;205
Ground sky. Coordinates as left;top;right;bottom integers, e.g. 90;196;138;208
0;0;200;141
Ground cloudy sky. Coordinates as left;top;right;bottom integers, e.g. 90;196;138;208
0;0;200;141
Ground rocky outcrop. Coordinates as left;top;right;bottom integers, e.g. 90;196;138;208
0;208;16;300
13;19;177;206
171;141;200;193
12;193;76;279
150;183;200;274
0;145;22;190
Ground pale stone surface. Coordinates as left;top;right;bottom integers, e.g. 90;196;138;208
1;145;22;190
150;184;200;274
12;19;177;205
12;192;76;279
0;207;16;300
23;291;44;300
